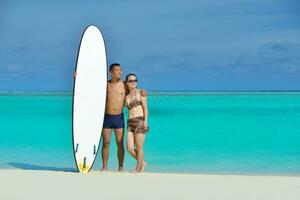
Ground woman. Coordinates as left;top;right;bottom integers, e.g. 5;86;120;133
124;73;149;173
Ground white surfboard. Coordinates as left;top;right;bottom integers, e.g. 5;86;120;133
72;25;107;173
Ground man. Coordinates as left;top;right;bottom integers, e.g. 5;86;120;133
101;63;126;171
74;63;126;172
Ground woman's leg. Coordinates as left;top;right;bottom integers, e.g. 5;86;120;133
134;133;146;172
126;130;137;159
127;130;148;172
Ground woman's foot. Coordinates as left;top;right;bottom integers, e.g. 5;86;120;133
132;162;147;173
131;168;142;173
141;162;148;172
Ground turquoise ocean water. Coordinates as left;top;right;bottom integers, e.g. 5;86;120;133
0;91;299;175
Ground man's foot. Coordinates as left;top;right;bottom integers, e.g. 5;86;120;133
118;166;124;172
100;167;108;171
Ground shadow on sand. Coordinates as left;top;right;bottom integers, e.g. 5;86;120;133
8;162;77;172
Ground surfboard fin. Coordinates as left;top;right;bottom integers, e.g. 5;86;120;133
93;145;96;155
75;143;79;153
83;157;86;169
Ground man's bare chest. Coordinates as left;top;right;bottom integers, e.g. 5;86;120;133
107;84;125;97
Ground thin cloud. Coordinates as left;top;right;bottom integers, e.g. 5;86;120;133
232;42;300;73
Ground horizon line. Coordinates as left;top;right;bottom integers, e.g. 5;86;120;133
1;90;300;93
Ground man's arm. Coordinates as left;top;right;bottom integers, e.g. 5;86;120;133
123;80;129;95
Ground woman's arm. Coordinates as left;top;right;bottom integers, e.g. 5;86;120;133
140;89;148;125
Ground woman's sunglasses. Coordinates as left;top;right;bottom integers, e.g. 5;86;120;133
127;79;138;83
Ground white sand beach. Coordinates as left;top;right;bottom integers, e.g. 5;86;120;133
1;169;300;200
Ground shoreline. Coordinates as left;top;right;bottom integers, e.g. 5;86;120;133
2;168;300;177
1;169;300;200
2;167;300;177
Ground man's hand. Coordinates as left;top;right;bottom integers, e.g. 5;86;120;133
73;71;77;78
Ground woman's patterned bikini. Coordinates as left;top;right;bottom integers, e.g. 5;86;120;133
125;89;149;134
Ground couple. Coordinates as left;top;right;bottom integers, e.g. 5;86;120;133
101;63;149;173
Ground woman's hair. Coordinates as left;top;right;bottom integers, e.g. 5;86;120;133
124;73;137;95
125;73;137;82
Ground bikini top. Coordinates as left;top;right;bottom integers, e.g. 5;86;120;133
124;89;142;109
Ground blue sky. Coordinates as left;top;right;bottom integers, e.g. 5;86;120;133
0;0;300;91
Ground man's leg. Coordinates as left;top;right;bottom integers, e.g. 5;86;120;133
114;128;124;171
101;128;112;171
